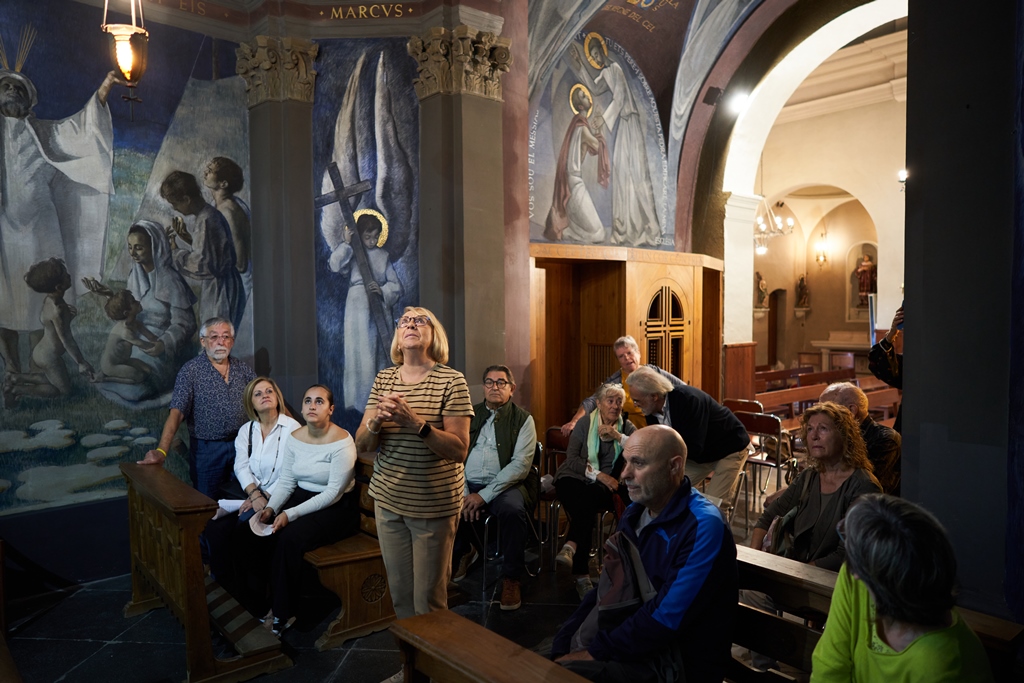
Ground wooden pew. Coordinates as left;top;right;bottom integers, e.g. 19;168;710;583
732;546;1024;681
389;609;587;683
866;387;901;420
120;463;292;683
303;454;396;650
754;367;815;391
755;383;829;419
855;375;889;392
795;368;856;387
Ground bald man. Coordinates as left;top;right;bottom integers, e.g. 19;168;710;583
551;426;737;683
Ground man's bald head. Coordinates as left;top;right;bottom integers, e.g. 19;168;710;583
819;382;868;421
620;425;687;515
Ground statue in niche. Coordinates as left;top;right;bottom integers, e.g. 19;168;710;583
755;271;768;308
796;274;810;308
853;254;877;307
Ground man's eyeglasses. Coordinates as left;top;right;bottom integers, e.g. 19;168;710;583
204;334;234;342
396;316;431;328
483;379;510;389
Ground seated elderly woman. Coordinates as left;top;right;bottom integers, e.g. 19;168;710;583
812;494;993;682
745;402;881;670
751;402;881;569
554;383;635;598
560;335;684;436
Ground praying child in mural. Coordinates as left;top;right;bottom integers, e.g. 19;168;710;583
329;210;403;412
96;289;160;384
2;258;96;406
203;157;252;293
162;170;246;329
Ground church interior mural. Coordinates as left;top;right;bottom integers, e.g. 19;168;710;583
0;0;250;514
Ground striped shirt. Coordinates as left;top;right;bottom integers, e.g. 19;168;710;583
367;364;475;518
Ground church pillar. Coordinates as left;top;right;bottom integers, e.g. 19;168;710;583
408;13;512;395
236;36;320;406
723;192;759;345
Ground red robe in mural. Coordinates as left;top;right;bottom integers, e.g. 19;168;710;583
544;113;610;243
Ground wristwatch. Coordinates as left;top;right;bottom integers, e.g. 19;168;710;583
417;422;432;439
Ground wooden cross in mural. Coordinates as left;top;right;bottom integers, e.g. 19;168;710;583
314;162;393;358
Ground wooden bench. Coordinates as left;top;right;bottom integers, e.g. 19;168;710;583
855;375;889;392
390;609;587;683
120;463;291;683
795;368;856;387
866;387;901;420
731;546;1024;681
755;383;829;419
754;367;815;391
303;453;396;650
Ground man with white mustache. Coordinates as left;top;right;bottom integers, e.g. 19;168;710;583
141;317;257;502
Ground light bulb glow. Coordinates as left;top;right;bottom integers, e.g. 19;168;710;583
898;169;908;182
114;37;134;80
755;245;767;256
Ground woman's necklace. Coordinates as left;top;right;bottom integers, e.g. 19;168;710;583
258;422;282;484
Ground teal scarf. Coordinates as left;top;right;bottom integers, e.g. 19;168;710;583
586;408;624;473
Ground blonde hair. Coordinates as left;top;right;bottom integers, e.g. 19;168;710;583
242;376;285;422
390;306;450;365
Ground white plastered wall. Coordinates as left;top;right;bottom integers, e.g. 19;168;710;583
721;0;908;344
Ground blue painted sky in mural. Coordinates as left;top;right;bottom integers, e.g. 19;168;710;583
2;0;236;154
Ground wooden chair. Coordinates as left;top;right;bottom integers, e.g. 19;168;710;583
734;412;795;506
796;352;821;373
829;352;855;370
867;388;901;420
856;375;888;392
724;398;765;414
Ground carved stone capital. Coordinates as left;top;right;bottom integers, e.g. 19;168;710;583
407;25;512;102
236;36;319;108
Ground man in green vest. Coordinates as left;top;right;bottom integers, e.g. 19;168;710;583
451;365;538;610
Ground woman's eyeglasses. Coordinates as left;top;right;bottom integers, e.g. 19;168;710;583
396;316;431;328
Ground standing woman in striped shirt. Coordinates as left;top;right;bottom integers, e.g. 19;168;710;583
356;306;474;621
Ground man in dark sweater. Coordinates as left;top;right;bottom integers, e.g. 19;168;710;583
626;366;750;508
450;365;537;610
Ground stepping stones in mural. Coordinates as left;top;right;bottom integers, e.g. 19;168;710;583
104;420;131;431
81;434;121;448
17;463;122;502
86;446;129;462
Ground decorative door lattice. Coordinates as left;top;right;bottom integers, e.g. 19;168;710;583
644;286;686;378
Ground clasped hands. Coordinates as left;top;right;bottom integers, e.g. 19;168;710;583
260;506;289;532
374;392;420;429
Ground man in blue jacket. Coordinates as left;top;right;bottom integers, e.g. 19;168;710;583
552;425;737;683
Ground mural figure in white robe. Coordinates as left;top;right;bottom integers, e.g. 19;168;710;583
0;67;120;380
572;33;663;247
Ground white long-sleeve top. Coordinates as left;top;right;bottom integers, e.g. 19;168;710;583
266;434;357;522
233;414;301;498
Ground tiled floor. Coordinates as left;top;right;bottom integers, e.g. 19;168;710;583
7;485;770;683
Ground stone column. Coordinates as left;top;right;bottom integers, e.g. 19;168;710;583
408;14;512;396
236;36;320;407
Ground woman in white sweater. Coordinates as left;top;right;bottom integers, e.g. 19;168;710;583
236;384;359;635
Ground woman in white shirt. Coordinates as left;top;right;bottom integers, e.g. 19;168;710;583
209;376;298;583
240;384;360;635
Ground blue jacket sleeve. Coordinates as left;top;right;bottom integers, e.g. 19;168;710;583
552;586;598;658
587;506;728;661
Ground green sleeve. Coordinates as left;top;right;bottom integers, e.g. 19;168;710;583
811;564;857;682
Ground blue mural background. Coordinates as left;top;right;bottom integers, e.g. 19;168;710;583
312;38;420;433
0;0;249;514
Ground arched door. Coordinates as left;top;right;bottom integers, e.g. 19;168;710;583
644;285;688;378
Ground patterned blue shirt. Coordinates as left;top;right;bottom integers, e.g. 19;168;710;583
170;353;257;441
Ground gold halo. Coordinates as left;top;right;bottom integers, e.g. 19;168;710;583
583;32;607;70
347;208;389;248
569;84;593;117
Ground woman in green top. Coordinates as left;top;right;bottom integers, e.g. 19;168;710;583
811;494;994;682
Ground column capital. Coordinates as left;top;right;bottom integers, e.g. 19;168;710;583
407;25;512;102
236;36;319;108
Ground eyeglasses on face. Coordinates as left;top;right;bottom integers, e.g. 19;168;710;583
203;334;234;342
483;379;510;389
396;316;431;328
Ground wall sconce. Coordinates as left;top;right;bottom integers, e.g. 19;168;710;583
898;169;908;192
102;0;149;117
814;226;829;267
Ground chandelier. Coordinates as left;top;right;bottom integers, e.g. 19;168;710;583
753;200;794;256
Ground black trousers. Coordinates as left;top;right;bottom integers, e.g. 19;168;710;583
229;487;359;620
554;477;630;575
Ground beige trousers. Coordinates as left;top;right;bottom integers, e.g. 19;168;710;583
685;446;750;504
374;502;459;620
